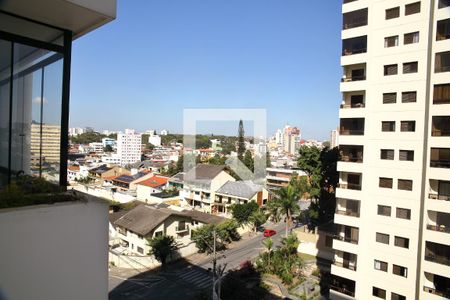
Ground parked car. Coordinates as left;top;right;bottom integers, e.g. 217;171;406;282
263;229;277;237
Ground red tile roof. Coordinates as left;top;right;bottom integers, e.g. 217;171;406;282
68;165;80;171
136;175;169;188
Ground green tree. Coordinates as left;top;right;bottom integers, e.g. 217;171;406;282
147;235;178;265
265;199;282;223
262;237;273;269
243;150;254;172
230;202;259;226
248;209;266;232
191;221;240;254
237;119;245;161
274;185;300;238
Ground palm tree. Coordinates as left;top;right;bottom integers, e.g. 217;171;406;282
275;185;300;237
266;198;282;223
262;237;274;269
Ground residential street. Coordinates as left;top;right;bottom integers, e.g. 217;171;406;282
108;221;287;299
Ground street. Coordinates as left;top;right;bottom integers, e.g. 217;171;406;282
108;221;287;299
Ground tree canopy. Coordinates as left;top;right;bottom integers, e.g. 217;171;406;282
230;202;259;226
147;235;178;265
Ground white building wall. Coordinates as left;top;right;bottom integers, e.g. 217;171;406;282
0;199;109;300
117;129;142;167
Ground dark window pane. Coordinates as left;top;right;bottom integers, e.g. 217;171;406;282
386;7;400;19
432;116;450;136
394;236;409;248
378;205;391;216
0;40;11;187
437;19;450;41
384;64;398;75
343;8;368;30
398;179;413;191
374;260;388;271
435;51;450;73
396;208;411;219
393;265;408;277
433;84;450;104
439;0;450;8
383;93;397;104
376;233;390;244
379;177;393;188
342;36;367;56
391;293;406;300
373;286;387;299
404;31;420;44
385;36;399;48
403;61;418;73
400;121;415;132
380;149;394;160
402;91;417;102
399;150;414;161
382;121;396;132
405;2;421;15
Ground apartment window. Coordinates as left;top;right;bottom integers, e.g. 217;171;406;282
343;8;368;30
384;64;398;75
137;247;144;254
154;231;163;237
396;208;411;220
379;177;393;189
402;91;417;103
378;205;391;216
386;7;400;20
373;287;387;299
399;150;414;161
393;265;408;277
374;260;388;272
385;35;399;48
405;2;421;15
400;121;415;132
404;31;419;44
439;0;450;8
403;62;418;73
391;293;406;300
376;233;390;244
383;93;397;104
342;36;367;56
380;149;394;160
432;116;450;136
398;179;413;191
435;51;450;73
431;148;450;168
394;236;409;248
382;121;395;132
433;84;450;104
437;19;450;41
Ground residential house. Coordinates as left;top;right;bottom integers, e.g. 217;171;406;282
136;175;170;201
168;172;185;190
111;171;153;191
181;164;235;213
213;180;269;215
113;204;224;256
89;164;130;180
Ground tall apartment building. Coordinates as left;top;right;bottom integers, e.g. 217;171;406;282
331;1;450;300
117;129;142;166
331;128;340;148
283;125;301;155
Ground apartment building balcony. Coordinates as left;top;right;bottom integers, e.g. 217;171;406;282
340;118;364;136
333;251;357;271
425;241;450;267
427;211;450;234
437;19;450;41
336;198;360;217
339;145;363;163
330;275;356;298
337;173;362;191
430;148;450;168
334;225;359;245
342;36;367;56
340;91;365;109
423;273;450;299
432;116;450;136
342;8;367;30
429;180;450;201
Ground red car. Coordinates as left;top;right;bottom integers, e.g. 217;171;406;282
264;229;276;237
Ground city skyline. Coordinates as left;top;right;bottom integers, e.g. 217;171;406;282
69;0;342;140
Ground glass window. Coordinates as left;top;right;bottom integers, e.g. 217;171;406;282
373;287;387;299
399;150;414;161
380;149;394;160
394;236;409;248
439;0;450;8
374;260;388;271
378;205;391;216
384;64;398;75
385;36;399;48
393;264;407;277
433;84;450;104
383;93;396;104
343;8;368;30
396;208;411;219
435;51;450;73
404;31;420;44
403;61;418;73
398;179;413;191
402;91;417;103
400;121;416;132
379;177;393;188
405;2;421;15
437;19;450;41
382;121;396;132
386;7;400;20
432;116;450;136
391;293;406;300
376;232;390;244
0;40;12;186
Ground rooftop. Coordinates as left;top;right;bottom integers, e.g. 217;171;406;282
135;175;169;188
184;164;225;182
216;180;263;199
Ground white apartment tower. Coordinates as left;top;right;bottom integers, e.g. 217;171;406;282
332;1;450;300
117;129;142;167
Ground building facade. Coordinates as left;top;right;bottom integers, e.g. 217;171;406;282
331;1;450;300
117;129;142;167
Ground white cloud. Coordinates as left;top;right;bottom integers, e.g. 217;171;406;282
32;97;48;105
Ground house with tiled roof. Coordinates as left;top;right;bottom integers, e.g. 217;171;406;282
135;175;170;201
213;180;268;215
111;171;153;191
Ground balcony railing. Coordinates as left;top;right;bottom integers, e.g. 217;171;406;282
330;285;355;297
337;183;362;190
336;209;360;217
429;193;450;201
340;103;365;109
423;286;450;298
341;75;366;82
427;224;450;234
425;254;450;266
340;155;363;163
342;47;367;56
432;130;450;136
339;129;364;136
430;160;450;168
334;234;358;244
334;260;357;271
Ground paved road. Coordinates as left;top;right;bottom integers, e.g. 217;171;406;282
109;221;288;299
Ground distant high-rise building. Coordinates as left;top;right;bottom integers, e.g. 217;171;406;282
69;127;85;136
160;129;168;136
283;125;301;155
331;128;339;148
117;129;142;166
331;1;450;300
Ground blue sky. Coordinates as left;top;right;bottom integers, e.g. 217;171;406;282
70;0;342;140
